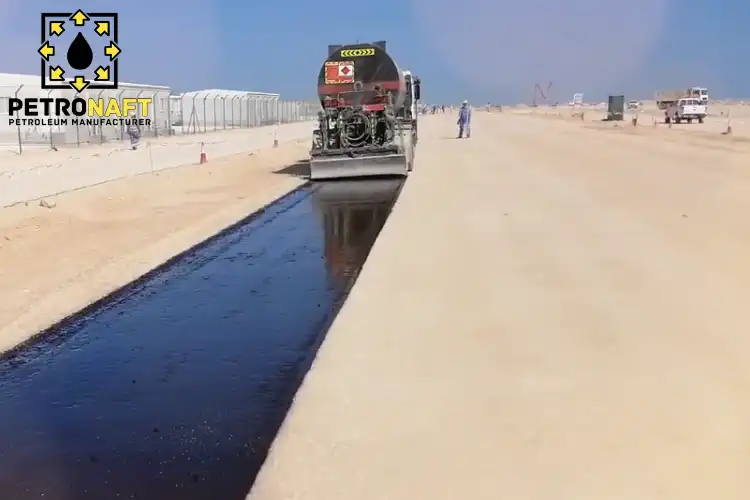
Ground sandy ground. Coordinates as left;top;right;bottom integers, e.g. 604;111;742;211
0;140;309;354
0;122;314;207
509;99;750;142
251;111;750;499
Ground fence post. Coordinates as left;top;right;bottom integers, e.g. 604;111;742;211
15;85;24;154
46;89;55;150
152;90;159;137
202;94;208;133
96;90;105;143
251;95;259;126
232;95;240;127
167;92;174;136
243;94;250;127
117;89;126;141
221;93;226;129
190;93;198;134
135;90;145;140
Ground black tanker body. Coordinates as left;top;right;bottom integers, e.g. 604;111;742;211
309;41;420;181
317;42;407;111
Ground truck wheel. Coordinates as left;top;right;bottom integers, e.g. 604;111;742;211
665;116;671;124
675;117;681;124
687;118;693;124
698;117;704;124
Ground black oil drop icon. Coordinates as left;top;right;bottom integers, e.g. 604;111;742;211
67;32;93;70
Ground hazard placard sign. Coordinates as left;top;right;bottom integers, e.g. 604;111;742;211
325;61;354;84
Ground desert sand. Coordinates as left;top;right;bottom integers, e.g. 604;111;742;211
510;99;750;142
0;140;308;354
250;110;750;499
0;122;314;207
4;100;750;497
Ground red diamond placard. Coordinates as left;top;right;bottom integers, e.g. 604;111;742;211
324;61;355;84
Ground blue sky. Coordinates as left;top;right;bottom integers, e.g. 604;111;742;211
0;0;746;104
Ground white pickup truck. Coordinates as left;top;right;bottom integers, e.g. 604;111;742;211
665;98;707;124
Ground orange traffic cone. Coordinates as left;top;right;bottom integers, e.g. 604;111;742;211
199;142;207;163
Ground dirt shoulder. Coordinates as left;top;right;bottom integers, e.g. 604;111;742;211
0;141;308;354
251;113;750;499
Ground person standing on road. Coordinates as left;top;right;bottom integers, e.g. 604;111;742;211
457;100;471;138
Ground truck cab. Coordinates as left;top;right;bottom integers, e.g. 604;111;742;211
687;87;708;105
665;97;707;124
401;70;421;142
401;70;420;120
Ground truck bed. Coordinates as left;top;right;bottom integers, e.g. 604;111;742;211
655;90;685;101
655;90;686;110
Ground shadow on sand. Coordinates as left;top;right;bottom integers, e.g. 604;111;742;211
273;160;310;178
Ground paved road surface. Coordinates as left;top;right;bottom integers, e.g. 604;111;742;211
0;141;308;353
250;112;750;499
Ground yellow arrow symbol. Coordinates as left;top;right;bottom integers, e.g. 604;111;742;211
94;66;109;81
69;10;89;26
49;66;65;81
38;41;55;60
104;41;121;60
94;21;109;36
70;76;89;93
49;21;65;36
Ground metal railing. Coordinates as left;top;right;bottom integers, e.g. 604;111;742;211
0;83;320;153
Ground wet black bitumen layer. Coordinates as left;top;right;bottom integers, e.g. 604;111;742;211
0;179;402;500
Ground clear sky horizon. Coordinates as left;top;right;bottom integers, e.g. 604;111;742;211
0;0;746;104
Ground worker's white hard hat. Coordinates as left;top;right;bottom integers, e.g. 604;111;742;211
462;100;468;104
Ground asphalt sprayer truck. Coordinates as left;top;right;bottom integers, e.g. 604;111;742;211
309;41;421;180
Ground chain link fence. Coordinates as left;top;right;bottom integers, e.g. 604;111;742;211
0;82;320;153
170;92;319;134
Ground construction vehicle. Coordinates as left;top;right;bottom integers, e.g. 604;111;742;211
309;41;421;180
664;97;707;124
655;87;709;110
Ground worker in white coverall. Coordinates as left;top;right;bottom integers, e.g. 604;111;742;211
457;100;471;138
